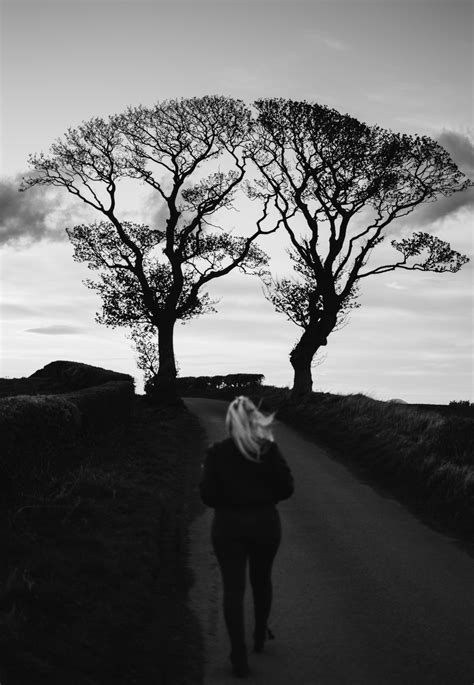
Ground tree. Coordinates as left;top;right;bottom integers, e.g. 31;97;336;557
65;219;268;397
248;98;471;400
22;96;274;401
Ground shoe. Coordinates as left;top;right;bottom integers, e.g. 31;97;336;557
253;626;275;653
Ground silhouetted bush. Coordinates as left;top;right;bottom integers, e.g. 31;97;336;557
412;400;474;418
172;373;265;399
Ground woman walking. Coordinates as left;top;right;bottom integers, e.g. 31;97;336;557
199;396;294;678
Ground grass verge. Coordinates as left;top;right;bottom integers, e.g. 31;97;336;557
0;395;206;685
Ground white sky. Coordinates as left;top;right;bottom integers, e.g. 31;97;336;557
1;0;473;402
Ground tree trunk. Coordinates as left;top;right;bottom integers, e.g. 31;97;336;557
289;315;336;402
151;317;180;404
290;341;319;402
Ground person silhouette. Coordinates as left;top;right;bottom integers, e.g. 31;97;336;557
199;395;294;678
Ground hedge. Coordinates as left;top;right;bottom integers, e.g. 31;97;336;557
0;394;82;482
62;380;135;437
0;362;135;500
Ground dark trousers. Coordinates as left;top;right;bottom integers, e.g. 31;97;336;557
211;506;282;655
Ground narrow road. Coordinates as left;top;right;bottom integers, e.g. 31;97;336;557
185;398;474;685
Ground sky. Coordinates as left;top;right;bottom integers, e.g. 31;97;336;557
1;0;473;402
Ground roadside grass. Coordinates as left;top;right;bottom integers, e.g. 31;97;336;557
0;395;205;685
268;388;474;546
184;384;474;550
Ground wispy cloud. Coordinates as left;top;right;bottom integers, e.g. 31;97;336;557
366;83;422;108
385;281;408;291
1;302;37;318
24;325;86;335
322;36;348;52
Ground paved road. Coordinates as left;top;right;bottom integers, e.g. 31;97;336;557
185;398;474;685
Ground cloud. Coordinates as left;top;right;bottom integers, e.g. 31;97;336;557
414;186;474;226
322;36;348;52
357;267;473;326
1;302;37;318
0;173;95;248
431;130;474;219
0;174;63;246
24;325;86;335
390;130;474;230
438;130;474;173
147;195;168;231
385;281;408;291
393;116;441;133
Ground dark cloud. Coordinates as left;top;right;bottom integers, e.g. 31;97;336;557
411;186;474;227
389;130;474;231
24;325;85;335
0;173;95;248
416;130;474;225
438;130;474;174
0;173;65;247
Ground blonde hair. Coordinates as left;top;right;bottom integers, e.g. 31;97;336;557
225;395;275;462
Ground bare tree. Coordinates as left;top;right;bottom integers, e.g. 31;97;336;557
22;96;274;401
248;98;471;400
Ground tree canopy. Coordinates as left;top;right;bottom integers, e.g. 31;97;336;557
247;98;471;398
22;96;275;399
22;96;471;401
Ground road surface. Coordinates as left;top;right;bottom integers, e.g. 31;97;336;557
185;398;474;685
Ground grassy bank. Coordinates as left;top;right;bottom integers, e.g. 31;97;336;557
0;396;205;685
271;388;474;547
183;384;474;550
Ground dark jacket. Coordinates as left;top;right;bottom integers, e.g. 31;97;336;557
199;437;294;509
